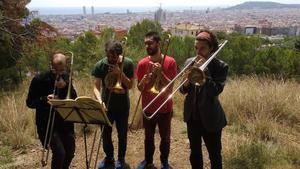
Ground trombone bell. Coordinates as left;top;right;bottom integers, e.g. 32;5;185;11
112;81;124;94
148;84;160;94
188;66;206;86
104;72;125;94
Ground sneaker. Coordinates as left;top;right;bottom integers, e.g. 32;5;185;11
160;162;170;169
98;157;115;169
137;160;155;169
115;160;128;169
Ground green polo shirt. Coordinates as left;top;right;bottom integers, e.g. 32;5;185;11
92;57;134;111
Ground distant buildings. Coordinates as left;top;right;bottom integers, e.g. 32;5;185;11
245;26;257;35
171;22;207;37
91;6;95;16
83;6;86;15
234;19;300;36
154;5;166;23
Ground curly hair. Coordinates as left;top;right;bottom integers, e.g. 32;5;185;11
196;30;219;53
105;40;123;55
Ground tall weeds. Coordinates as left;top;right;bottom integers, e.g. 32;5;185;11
0;75;299;168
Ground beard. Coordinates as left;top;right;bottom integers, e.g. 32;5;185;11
147;47;159;56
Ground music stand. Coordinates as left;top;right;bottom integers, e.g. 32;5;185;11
49;96;111;169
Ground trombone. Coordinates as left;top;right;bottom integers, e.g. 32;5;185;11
129;34;172;129
143;40;228;120
104;37;128;109
148;34;172;94
104;37;128;95
41;51;74;166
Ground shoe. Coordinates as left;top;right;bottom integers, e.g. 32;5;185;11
115;160;128;169
98;157;115;169
137;160;155;169
160;162;170;169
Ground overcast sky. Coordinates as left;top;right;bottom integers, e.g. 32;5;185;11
27;0;300;7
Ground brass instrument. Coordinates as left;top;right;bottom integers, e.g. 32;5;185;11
41;51;74;166
143;40;228;120
148;34;172;94
104;37;128;94
187;57;206;86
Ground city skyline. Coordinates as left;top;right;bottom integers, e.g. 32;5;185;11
27;0;300;8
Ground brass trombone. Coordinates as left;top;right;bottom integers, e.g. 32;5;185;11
143;40;228;120
129;34;172;128
104;37;128;94
148;34;172;94
41;51;74;166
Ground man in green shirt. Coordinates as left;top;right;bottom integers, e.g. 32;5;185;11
92;40;134;169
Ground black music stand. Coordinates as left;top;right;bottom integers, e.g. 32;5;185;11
49;96;111;169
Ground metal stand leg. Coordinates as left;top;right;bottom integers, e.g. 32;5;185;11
83;124;89;169
94;125;104;169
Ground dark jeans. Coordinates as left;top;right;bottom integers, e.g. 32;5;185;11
187;120;222;169
38;129;75;169
102;109;129;161
143;112;172;164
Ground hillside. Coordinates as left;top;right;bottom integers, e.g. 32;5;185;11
227;1;300;10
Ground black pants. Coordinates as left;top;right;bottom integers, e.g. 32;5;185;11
102;109;129;161
187;120;222;169
38;129;75;169
143;112;172;164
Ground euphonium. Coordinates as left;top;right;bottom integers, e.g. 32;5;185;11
148;34;172;94
104;37;128;94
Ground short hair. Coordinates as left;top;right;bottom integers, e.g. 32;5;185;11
49;50;66;65
145;31;161;43
105;40;123;55
52;53;66;65
196;30;219;53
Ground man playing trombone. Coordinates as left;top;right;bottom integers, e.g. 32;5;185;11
92;40;134;169
26;52;77;169
180;30;228;169
136;32;177;169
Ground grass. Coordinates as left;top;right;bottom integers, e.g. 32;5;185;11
0;75;299;168
0;146;13;166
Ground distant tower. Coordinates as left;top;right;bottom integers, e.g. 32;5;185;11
83;6;86;15
154;3;166;23
91;6;94;15
206;8;210;14
31;10;39;18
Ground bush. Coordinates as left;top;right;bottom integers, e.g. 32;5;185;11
226;141;271;169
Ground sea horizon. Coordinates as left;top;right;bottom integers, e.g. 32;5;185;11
27;6;227;15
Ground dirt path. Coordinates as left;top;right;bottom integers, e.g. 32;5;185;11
9;118;216;169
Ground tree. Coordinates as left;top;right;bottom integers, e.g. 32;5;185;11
0;0;31;87
127;19;163;49
295;38;300;52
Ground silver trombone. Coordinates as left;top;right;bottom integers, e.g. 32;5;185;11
41;51;74;166
143;40;228;120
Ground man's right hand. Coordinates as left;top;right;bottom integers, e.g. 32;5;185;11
98;100;108;112
47;94;55;100
141;73;153;85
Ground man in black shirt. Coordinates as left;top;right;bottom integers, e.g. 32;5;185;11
26;52;77;169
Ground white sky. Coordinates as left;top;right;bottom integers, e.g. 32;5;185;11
27;0;300;7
